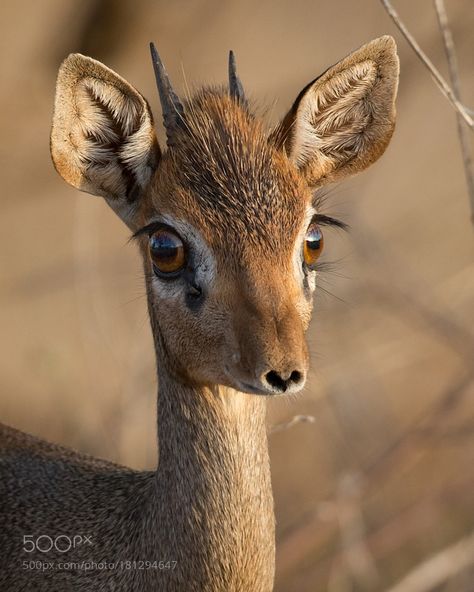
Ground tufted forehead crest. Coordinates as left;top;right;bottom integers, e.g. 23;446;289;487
156;90;307;253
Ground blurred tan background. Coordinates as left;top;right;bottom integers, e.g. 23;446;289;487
1;1;473;590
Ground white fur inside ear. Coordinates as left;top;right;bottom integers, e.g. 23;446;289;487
293;60;377;172
51;53;160;229
74;79;140;144
70;77;155;195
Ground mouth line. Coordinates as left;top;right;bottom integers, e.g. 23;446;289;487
240;381;276;396
223;366;268;395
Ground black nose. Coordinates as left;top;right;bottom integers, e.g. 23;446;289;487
264;369;304;393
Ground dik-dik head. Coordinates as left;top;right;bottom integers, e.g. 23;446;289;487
51;37;398;395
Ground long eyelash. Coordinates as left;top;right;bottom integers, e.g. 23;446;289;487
313;213;348;230
312;186;333;211
131;221;169;241
312;186;349;231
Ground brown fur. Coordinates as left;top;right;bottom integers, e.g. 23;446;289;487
0;37;399;591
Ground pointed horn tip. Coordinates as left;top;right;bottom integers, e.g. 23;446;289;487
228;50;245;102
149;42;161;65
148;41;185;147
149;42;167;74
229;50;237;70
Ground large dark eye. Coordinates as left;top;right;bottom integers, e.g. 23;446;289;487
149;228;186;275
303;223;324;269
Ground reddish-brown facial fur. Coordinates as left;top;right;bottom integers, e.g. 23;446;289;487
0;38;399;592
139;91;312;393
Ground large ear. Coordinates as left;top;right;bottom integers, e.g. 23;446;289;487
271;36;399;187
51;54;161;228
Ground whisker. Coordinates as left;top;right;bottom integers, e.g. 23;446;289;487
316;283;347;304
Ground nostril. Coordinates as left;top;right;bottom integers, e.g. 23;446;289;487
264;369;305;393
289;370;303;384
265;370;287;392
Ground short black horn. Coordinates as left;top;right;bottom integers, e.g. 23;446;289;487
149;42;185;146
228;50;245;103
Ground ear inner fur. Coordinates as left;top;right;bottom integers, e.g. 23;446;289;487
270;36;399;187
51;53;160;228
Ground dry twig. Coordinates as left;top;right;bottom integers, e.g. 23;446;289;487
270;414;316;434
433;0;474;223
379;0;473;129
383;531;474;592
334;474;379;589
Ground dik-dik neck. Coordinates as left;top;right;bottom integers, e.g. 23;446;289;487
150;360;275;591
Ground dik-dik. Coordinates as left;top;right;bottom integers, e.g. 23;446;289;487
0;37;399;591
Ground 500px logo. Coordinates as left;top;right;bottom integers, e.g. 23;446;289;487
23;534;93;553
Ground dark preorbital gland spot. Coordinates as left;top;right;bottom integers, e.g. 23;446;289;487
185;282;204;312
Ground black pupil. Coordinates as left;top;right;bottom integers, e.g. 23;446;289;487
307;227;322;250
150;232;179;261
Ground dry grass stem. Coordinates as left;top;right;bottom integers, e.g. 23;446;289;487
270;414;316;434
383;531;474;592
433;0;474;223
379;0;473;129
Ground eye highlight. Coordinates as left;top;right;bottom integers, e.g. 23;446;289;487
149;228;186;276
303;223;324;269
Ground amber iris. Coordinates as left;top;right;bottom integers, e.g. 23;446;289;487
149;229;186;274
303;223;324;268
